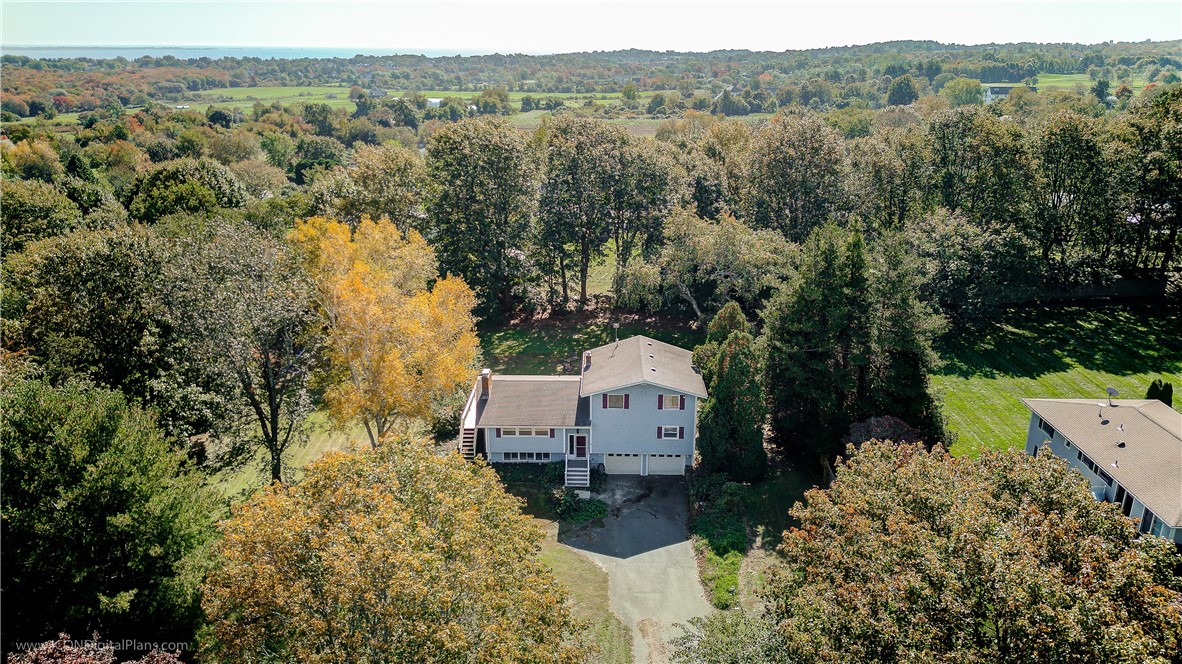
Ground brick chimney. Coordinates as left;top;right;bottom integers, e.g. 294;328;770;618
480;368;491;398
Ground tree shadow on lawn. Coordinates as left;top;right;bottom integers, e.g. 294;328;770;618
479;310;705;375
936;302;1182;381
743;460;826;552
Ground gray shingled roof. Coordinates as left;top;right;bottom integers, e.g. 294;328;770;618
579;335;708;398
1023;398;1182;528
476;376;584;427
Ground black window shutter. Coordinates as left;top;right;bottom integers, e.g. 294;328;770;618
657;426;663;439
495;428;502;438
679;426;685;439
624;394;630;409
679;396;685;410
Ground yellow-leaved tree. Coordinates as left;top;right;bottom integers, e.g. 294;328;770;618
201;440;587;662
289;215;478;447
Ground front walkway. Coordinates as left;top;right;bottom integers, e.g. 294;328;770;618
562;476;712;664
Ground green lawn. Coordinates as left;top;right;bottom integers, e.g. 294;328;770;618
933;303;1182;457
479;312;704;375
210;409;368;501
986;73;1151;93
535;520;633;664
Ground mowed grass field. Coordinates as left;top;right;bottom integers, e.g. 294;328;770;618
933;303;1182;457
479;311;704;375
985;73;1151;93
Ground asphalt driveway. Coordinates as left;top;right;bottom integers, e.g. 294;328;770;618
562;476;712;663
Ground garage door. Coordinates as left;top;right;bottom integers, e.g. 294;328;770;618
647;454;685;476
604;453;643;475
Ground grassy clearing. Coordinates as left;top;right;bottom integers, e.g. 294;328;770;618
536;520;633;664
933;303;1182;457
479;311;703;375
985;73;1151;93
690;463;823;609
210;409;368;501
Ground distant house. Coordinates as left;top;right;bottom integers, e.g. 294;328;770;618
426;98;443;108
984;84;1036;104
368;88;388;98
1023;398;1182;543
458;336;708;487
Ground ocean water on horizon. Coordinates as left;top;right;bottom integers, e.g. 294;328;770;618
1;45;492;60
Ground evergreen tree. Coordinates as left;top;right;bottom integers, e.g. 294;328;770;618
693;300;752;386
761;224;941;459
697;332;767;482
886;74;919;106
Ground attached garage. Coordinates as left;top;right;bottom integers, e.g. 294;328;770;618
604;453;643;475
646;454;685;476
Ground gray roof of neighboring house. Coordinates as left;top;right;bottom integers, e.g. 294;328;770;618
1023;398;1182;528
579;335;708;398
476;376;587;427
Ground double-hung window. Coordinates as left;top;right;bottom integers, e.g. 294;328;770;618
657;425;684;439
606;394;627;409
659;394;684;410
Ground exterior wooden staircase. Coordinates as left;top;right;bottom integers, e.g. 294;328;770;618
565;457;590;487
458;377;481;460
459;427;477;460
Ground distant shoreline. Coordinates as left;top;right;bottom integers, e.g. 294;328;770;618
1;45;492;59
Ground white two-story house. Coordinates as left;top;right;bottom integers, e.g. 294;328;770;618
458;336;708;487
1022;397;1182;544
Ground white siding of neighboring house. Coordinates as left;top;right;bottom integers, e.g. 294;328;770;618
1025;414;1181;543
588;383;697;467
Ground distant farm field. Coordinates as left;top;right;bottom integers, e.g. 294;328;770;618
933;303;1182;457
985;73;1151;93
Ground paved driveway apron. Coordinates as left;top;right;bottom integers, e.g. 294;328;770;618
563;477;712;664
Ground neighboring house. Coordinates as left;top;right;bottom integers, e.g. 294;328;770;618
1023;398;1182;543
426;98;443;108
983;84;1035;104
458;336;708;487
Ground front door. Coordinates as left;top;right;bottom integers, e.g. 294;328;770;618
568;434;588;458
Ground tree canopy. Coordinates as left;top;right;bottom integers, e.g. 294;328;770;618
201;440;586;663
289;215;478;447
676;441;1182;664
1;378;218;652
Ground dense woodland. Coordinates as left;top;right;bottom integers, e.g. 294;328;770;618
2;42;1181;661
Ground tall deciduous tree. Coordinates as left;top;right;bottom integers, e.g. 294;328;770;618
165;220;319;483
427;116;535;317
2;378;217;653
618;208;793;321
0;178;83;256
746;113;846;242
289;216;478;447
847;126;931;232
885;74;919;106
939;76;985;107
1032;111;1115;269
927;107;1032;230
677;441;1182;664
3;227;234;440
202;440;585;662
697;332;767;482
538;115;620;309
310;143;426;229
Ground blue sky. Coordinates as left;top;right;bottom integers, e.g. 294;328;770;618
2;1;1180;54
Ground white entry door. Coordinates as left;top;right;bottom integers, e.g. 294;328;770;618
604;453;643;475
